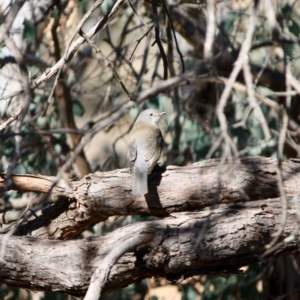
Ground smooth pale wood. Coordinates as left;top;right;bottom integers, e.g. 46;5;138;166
1;157;300;239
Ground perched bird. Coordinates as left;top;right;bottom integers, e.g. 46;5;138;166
128;109;166;195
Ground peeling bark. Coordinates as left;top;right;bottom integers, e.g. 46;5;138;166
0;157;300;295
1;157;300;240
0;195;299;296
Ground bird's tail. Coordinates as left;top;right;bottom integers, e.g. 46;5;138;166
132;154;148;195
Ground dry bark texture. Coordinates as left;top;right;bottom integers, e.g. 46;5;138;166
0;198;299;296
0;156;300;296
1;156;300;239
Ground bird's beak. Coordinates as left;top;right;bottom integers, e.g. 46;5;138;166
160;112;166;116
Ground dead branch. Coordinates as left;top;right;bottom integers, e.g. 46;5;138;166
1;156;300;240
84;232;154;300
0;198;299;297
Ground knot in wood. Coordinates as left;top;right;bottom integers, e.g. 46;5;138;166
143;246;170;269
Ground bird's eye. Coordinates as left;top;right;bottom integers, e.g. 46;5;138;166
149;113;153;116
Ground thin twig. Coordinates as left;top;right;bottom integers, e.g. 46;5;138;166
130;25;154;60
285;59;292;110
42;67;62;117
0;0;26;44
65;0;105;58
264;109;288;253
161;2;185;73
79;29;133;101
151;0;168;79
42;0;105;115
0;103;22;130
0;193;36;262
203;0;215;60
30;0;126;91
127;0;149;28
0;90;24;101
289;75;300;96
199;77;282;113
0;128;86;139
243;60;271;140
2;33;33;189
209;3;259;159
265;91;298;97
219;6;257;152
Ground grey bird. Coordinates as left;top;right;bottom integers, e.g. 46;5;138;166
128;109;166;195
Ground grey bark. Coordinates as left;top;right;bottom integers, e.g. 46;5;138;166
0;196;299;296
1;156;299;239
0;156;300;296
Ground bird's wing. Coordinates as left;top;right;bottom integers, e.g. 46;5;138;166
128;138;137;172
132;138;148;195
143;128;164;174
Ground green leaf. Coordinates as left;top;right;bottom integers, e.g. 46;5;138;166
288;19;300;38
282;42;294;58
22;19;36;44
13;163;26;174
281;4;292;15
51;8;59;20
36;116;46;127
221;8;247;35
222;12;236;35
148;96;160;107
101;0;115;14
78;0;89;14
4;141;15;157
72;100;85;117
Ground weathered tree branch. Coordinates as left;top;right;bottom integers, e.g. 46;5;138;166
0;195;299;296
169;6;287;92
1;157;300;240
84;232;154;300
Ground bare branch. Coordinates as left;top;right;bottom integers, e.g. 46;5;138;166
242;61;271;141
0;201;299;296
84;232;154;300
0;103;22;130
79;29;133;101
214;3;258;160
203;0;215;60
151;0;168;79
1;157;300;240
